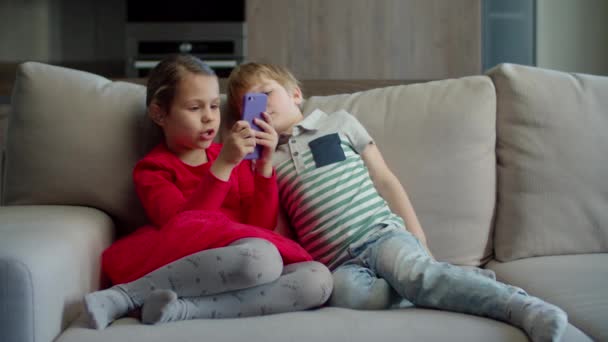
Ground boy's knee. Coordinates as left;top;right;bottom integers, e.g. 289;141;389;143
329;266;393;310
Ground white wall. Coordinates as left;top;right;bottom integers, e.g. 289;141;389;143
537;0;608;75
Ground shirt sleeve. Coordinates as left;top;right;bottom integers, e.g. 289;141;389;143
133;159;230;227
236;161;279;230
246;170;279;229
340;111;374;154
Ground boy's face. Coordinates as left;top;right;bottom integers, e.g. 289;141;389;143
245;77;303;134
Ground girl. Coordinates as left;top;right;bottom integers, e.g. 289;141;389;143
83;54;332;329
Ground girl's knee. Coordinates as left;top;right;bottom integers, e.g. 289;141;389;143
231;238;283;286
288;261;333;308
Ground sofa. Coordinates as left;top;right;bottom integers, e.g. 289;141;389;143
1;61;606;342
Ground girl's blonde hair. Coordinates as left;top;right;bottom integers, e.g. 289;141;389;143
226;62;301;123
146;54;216;110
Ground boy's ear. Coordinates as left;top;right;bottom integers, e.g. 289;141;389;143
148;102;167;126
292;86;303;105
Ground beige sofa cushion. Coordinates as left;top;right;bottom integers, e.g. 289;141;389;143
488;64;608;261
487;254;608;342
0;205;114;342
57;307;572;342
3;62;158;230
302;76;496;266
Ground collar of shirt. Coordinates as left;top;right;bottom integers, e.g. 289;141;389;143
293;109;326;135
278;109;327;146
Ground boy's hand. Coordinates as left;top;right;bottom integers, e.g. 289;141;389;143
253;112;278;177
254;112;278;162
218;120;256;166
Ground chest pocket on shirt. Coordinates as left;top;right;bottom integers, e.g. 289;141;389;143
309;133;346;168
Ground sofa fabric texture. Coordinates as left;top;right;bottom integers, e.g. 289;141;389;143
3;63;151;230
1;62;605;342
55;308;593;342
0;205;113;342
487;254;608;341
488;64;608;261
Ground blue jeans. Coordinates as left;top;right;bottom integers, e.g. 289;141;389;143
330;227;526;321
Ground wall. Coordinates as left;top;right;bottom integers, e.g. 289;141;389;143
4;1;607;79
0;0;54;62
247;0;482;80
537;0;608;75
0;0;124;74
0;0;482;80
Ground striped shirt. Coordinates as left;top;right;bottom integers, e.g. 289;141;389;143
273;109;403;269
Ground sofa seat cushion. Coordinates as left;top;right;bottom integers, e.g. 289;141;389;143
56;306;589;342
0;205;114;342
487;254;608;342
302;76;497;267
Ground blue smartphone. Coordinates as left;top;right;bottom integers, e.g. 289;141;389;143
241;93;268;160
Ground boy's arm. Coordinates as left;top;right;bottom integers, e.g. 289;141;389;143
361;143;433;257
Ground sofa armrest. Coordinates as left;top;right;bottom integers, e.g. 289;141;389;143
0;205;114;342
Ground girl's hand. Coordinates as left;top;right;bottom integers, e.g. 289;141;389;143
253;112;278;177
218;120;256;166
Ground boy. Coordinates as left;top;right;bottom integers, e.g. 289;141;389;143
225;63;567;342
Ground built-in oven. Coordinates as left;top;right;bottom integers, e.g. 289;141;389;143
125;0;245;77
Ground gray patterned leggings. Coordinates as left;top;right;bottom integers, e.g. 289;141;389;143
117;238;333;320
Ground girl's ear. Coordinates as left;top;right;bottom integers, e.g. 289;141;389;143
149;102;167;126
292;86;303;105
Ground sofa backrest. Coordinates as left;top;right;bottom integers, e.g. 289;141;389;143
488;63;608;261
3;62;160;231
4;62;498;267
302;76;497;266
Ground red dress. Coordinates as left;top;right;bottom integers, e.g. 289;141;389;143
102;143;312;284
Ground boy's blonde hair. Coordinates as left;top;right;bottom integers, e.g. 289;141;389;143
226;62;301;124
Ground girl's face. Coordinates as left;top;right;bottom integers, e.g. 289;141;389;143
156;72;220;161
245;77;303;134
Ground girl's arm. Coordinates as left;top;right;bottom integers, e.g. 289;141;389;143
134;160;231;227
182;119;259;217
361;143;433;256
181;166;232;211
240;162;279;230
